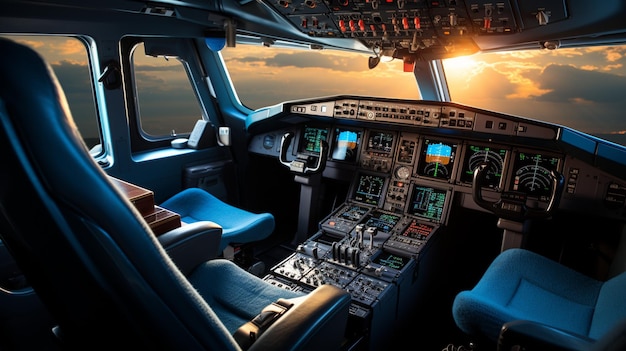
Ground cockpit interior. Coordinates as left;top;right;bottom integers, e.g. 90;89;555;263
1;0;626;350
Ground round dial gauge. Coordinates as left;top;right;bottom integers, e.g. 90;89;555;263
511;152;560;199
467;149;505;188
395;166;411;180
514;165;553;193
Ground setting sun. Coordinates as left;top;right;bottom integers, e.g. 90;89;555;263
443;55;478;71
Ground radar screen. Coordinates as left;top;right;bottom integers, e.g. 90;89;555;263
416;138;458;180
510;151;561;201
353;173;387;206
460;144;508;188
408;184;450;223
365;131;395;157
331;128;362;162
298;125;329;155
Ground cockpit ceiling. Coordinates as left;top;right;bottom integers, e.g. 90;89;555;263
130;0;626;62
7;0;624;62
251;0;626;61
257;0;521;61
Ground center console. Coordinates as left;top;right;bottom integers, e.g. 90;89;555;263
263;127;454;350
264;184;446;349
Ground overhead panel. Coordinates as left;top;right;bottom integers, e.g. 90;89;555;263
515;0;568;29
261;0;521;60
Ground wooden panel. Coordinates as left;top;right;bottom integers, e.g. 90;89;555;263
109;177;155;216
109;177;180;235
143;206;181;236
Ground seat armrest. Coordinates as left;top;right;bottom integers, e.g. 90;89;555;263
248;284;351;351
498;320;595;351
157;221;222;276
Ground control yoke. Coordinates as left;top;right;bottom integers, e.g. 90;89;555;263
279;132;328;175
472;162;564;221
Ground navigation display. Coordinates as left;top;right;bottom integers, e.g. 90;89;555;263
417;138;458;180
298;126;329;155
331;128;362;162
353;173;386;206
365;131;394;156
408;184;449;222
460;144;508;188
510;151;561;200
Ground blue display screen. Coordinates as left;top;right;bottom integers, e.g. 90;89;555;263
331;128;361;162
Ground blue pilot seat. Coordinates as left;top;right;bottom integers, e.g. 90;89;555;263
452;248;626;350
0;37;351;350
160;187;275;254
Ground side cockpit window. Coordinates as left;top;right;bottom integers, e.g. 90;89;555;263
1;35;102;155
130;41;203;140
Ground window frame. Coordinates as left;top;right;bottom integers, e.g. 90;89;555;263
122;36;212;153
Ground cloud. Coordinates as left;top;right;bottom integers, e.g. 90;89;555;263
49;38;85;56
226;50;371;72
222;48;418;109
50;60;100;138
12;38;45;50
265;52;366;72
134;64;183;72
444;50;626;137
534;64;626;103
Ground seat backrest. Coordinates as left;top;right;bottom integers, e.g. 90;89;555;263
589;271;626;339
0;38;240;349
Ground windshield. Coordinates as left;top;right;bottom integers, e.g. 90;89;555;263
220;45;420;109
223;43;626;147
442;45;626;147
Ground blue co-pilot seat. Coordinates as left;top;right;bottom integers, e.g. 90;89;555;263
452;248;626;349
161;188;275;253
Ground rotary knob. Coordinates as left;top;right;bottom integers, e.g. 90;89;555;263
395;166;411;180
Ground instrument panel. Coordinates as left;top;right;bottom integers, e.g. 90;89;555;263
309;125;562;197
248;97;626;222
257;123;565;220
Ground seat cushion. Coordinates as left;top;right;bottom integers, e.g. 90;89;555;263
188;259;304;333
160;188;275;251
452;248;603;342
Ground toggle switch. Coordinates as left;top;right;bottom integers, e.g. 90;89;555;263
536;10;549;25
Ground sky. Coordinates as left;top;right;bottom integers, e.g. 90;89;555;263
4;35;625;147
221;44;626;146
442;47;626;144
